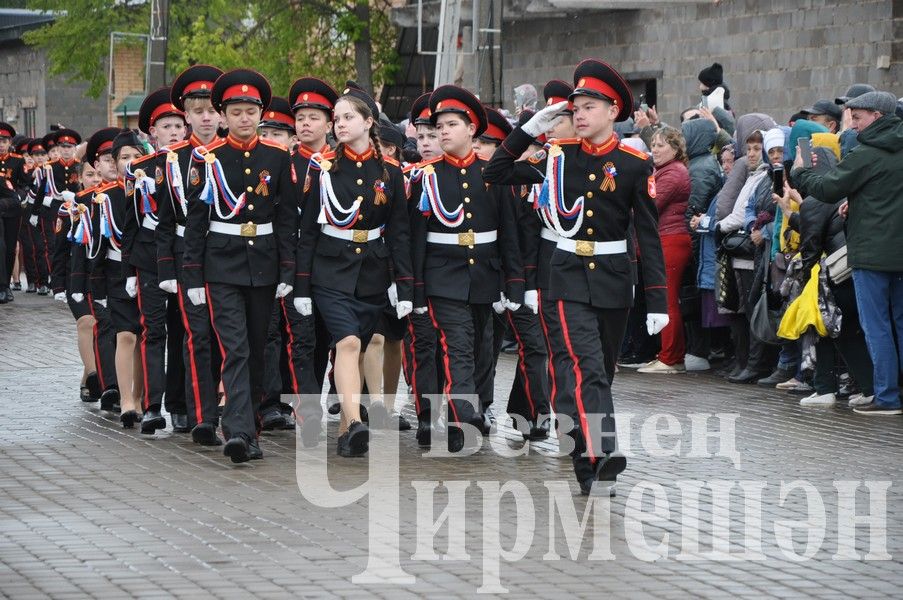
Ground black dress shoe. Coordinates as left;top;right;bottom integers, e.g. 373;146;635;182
85;372;101;400
594;452;627;481
223;436;250;463
416;420;432;448
36;285;49;295
327;401;341;415
26;282;36;293
140;409;167;434
337;420;369;457
728;368;768;384
99;387;120;411
10;282;21;291
191;423;223;446
481;408;495;436
299;418;322;448
170;413;190;433
529;416;552;441
389;412;411;431
248;438;263;460
120;410;140;429
259;408;287;431
281;411;296;430
367;401;388;429
447;425;465;453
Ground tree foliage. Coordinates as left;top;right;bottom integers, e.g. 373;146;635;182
24;0;399;98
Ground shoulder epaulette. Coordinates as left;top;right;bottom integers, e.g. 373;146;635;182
417;155;444;168
402;163;416;174
76;186;96;198
96;181;118;193
131;153;157;167
550;137;580;145
383;156;400;168
259;138;289;152
618;142;649;161
166;140;191;152
9;152;22;159
319;149;336;160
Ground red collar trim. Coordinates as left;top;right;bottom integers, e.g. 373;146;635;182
297;143;330;160
60;158;78;167
580;135;619;157
343;145;374;162
189;133;215;148
444;150;476;168
226;133;258;151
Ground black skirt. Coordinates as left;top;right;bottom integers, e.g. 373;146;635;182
108;296;140;335
312;285;385;347
67;294;92;321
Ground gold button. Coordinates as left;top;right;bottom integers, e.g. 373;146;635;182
356;196;363;202
466;212;472;219
248;204;254;211
244;168;251;175
460;168;467;175
589;173;596;181
244;151;250;158
586;228;593;235
586;191;594;199
357;214;363;221
246;186;253;192
586;209;594;217
356;161;362;168
464;197;470;203
588;262;595;270
468;228;474;233
462;182;469;189
356;179;363;185
468;258;475;265
355;247;362;254
248;240;255;246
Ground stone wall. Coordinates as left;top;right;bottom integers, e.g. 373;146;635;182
480;0;899;125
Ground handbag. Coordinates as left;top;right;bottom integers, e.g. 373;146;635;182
824;245;852;284
714;251;739;312
750;261;783;345
679;284;701;319
720;230;755;258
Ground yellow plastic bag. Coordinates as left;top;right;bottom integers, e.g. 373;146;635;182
777;263;827;340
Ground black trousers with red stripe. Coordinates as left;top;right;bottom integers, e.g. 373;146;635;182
0;213;20;287
175;259;221;428
35;215;53;286
504;307;550;423
550;299;629;463
263;294;322;425
207;282;275;441
18;218;38;285
403;311;444;422
87;296;118;392
136;268;186;414
428;297;492;427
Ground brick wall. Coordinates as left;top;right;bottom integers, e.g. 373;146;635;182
107;44;146;127
479;0;899;125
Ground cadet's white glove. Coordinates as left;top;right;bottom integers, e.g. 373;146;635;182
60;190;76;203
71;293;84;303
523;290;539;314
187;287;206;306
492;293;507;315
646;313;669;336
125;276;138;298
294;297;312;316
387;283;398;307
54;292;66;302
396;301;413;319
413;306;428;315
95;298;107;308
159;279;178;294
29;215;38;227
275;283;293;299
521;100;568;137
504;297;521;312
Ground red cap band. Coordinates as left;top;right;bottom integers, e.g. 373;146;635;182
293;92;333;110
57;135;78;145
574;76;622;107
97;140;113;154
183;80;214;96
149;103;184;126
482;123;507;142
0;128;13;137
222;84;262;103
32;144;45;152
433;98;477;127
263;110;295;128
546;96;572;110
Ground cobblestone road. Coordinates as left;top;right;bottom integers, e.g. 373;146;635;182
1;292;902;598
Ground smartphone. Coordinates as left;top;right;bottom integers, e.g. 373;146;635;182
797;138;813;168
772;166;784;195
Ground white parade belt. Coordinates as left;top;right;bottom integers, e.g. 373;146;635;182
557;238;627;257
141;215;158;231
106;248;122;262
176;224;185;237
540;227;559;243
427;230;497;246
208;221;273;237
322;224;382;242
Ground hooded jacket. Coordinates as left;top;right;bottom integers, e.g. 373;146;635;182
792;114;903;272
682;118;722;222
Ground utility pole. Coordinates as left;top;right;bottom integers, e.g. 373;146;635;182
146;0;169;90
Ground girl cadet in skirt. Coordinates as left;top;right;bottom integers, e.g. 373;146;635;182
294;88;414;458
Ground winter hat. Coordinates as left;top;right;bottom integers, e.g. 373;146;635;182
844;91;898;115
834;83;875;106
698;62;724;89
762;128;785;153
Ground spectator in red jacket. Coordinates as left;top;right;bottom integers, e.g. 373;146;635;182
639;127;692;374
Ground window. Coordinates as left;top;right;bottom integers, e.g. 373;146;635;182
22;108;36;137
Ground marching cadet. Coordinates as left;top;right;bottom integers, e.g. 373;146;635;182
401;92;444;447
159;64;225;446
14;137;39;294
294;87;413;458
87;130;148;427
0;124;30;303
70;128;125;411
409;85;524;453
484;59;668;494
51;160;103;401
26;133;61;295
121;88;190;434
182;69;298;464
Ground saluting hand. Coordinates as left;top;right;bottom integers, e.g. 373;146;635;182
522;100;568;138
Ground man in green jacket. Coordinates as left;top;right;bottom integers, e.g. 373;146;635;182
791;91;903;416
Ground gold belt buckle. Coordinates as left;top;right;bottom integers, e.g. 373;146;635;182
240;222;257;237
575;240;595;257
458;231;475;246
352;229;369;243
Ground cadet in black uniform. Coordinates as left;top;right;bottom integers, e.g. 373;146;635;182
294;88;413;457
484;59;668;494
23;138;49;294
183;69;298;464
14;137;39;295
159;64;225;446
0;124;30;303
26;133;63;295
409;85;524;452
122;88;190;434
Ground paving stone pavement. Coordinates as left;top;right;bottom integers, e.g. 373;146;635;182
2;292;902;599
